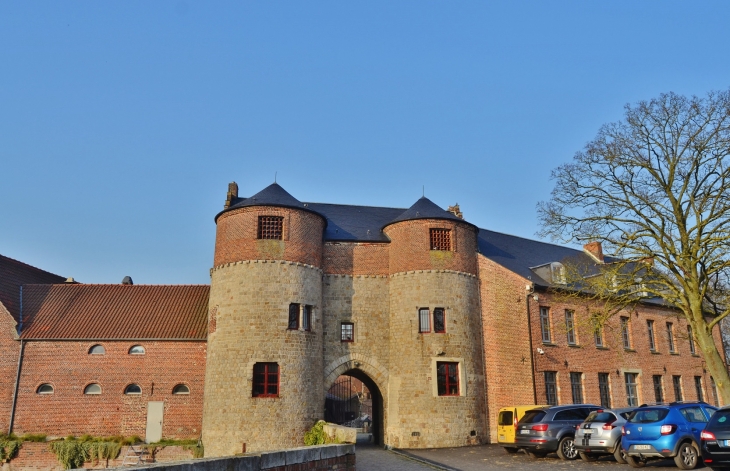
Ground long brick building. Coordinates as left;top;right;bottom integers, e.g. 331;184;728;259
0;181;724;456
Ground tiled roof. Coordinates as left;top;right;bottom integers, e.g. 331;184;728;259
0;254;65;321
20;284;209;340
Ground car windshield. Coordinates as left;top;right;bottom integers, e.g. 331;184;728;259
629;408;669;423
708;410;730;431
585;411;616;423
520;410;546;424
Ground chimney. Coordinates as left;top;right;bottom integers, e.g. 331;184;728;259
224;182;239;209
583;242;604;263
122;276;133;285
447;204;463;219
65;277;76;284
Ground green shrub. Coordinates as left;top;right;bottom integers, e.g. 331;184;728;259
304;420;332;446
48;437;122;469
0;436;21;461
19;434;47;443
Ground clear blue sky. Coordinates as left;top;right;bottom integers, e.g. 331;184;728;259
2;1;729;285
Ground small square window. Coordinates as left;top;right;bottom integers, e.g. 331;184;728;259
253;362;279;397
341;322;354;342
437;362;459;396
258;216;284;240
430;229;451;251
288;303;300;330
433;308;445;333
302;305;312;331
418;308;430;333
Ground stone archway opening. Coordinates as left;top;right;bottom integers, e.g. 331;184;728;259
324;369;384;446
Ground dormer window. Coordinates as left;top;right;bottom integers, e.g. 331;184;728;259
430;229;451;251
550;262;566;284
258;216;283;240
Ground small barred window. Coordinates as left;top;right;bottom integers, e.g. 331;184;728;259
430;229;451;251
258;216;284;240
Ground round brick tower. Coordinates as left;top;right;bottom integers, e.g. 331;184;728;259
202;182;326;457
383;197;486;448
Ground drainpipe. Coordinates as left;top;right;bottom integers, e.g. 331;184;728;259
10;286;25;434
526;287;538;404
474;253;491;442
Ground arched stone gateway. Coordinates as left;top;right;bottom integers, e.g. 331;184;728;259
324;356;388;446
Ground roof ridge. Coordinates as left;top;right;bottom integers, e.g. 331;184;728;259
23;283;210;288
304;201;407;211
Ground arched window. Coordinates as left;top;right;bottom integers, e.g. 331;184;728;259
88;344;105;355
84;383;102;395
37;384;54;394
124;384;142;395
172;384;190;395
128;345;145;355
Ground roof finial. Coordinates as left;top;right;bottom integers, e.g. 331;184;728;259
423;185;425;197
275;171;277;183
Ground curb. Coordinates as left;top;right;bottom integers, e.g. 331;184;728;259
389;448;460;471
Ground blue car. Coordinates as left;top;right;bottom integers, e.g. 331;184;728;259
622;402;717;469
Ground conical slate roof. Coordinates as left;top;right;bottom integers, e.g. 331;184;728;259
385;196;472;228
218;183;327;224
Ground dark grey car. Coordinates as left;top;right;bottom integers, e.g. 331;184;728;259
515;404;601;460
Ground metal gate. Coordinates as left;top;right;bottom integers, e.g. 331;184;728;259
325;375;358;424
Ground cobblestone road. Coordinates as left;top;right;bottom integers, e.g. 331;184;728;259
356;439;683;470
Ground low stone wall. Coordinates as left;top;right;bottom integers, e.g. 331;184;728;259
103;444;355;471
4;444;195;471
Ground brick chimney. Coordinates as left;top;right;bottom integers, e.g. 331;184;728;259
224;182;239;209
447;204;463;219
583;241;604;263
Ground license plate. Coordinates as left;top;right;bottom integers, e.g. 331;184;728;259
499;435;505;441
520;430;530;435
635;445;651;450
585;428;597;434
724;440;730;447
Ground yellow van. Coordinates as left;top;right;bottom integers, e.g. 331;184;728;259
498;405;548;453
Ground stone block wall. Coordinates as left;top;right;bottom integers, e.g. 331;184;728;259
12;340;206;438
387;271;486;448
203;262;324;456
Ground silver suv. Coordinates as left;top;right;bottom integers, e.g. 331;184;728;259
516;404;601;460
575;408;636;463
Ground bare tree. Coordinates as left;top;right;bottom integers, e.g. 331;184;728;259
538;90;730;402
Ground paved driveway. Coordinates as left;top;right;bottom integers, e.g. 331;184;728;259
357;442;684;471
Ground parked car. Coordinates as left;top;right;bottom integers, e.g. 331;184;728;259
575;407;636;463
515;404;601;460
699;405;730;470
622;401;717;469
497;405;549;453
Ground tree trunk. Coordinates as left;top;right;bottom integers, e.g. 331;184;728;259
693;310;730;404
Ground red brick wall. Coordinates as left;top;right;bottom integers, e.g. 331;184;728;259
530;290;725;408
8;443;194;471
478;256;536;442
322;243;389;275
384;220;477;275
12;341;206;439
0;307;20;433
214;207;324;267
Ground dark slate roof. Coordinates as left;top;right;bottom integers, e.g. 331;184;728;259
386;197;466;226
20;284;209;340
219;183;327;223
0;254;66;322
477;229;608;287
305;203;405;242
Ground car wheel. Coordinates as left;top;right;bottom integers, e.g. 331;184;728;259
613;441;628;464
503;447;518;454
527;451;548;459
579;451;598;462
556;436;579;460
674;442;699;470
625;455;647;468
